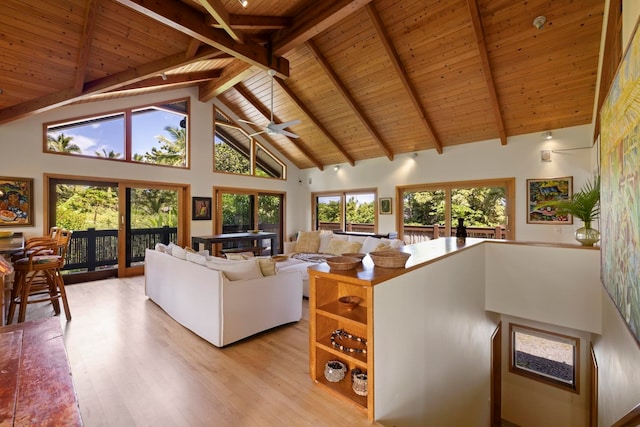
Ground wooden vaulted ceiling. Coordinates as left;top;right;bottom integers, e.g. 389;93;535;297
0;0;605;170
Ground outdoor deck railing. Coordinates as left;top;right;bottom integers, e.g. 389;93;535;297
318;222;505;243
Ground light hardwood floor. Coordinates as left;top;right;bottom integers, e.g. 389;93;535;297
23;276;380;427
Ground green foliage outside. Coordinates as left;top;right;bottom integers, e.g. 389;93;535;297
317;196;375;226
404;187;506;227
215;141;250;175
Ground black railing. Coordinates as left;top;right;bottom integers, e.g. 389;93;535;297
64;226;177;272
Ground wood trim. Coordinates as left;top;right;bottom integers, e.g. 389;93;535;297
310;188;379;234
491;322;502;427
590;343;598;427
612;403;640;427
73;0;98;94
198;0;245;43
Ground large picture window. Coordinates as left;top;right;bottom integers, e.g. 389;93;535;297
44;99;189;168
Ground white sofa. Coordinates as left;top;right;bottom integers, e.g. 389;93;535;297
144;248;303;347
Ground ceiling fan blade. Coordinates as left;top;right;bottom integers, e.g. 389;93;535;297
238;119;261;125
248;129;267;137
276;129;299;138
271;119;301;130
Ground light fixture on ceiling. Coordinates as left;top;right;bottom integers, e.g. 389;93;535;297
238;0;248;7
533;15;546;30
333;165;340;172
161;73;168;81
410;152;418;159
542;131;552;140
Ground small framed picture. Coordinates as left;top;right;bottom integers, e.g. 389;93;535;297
192;196;212;221
379;197;392;215
526;177;573;224
0;176;34;226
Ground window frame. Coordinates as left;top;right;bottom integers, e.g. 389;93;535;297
43;97;190;169
509;323;580;394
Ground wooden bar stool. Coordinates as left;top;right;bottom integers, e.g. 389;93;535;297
6;229;73;324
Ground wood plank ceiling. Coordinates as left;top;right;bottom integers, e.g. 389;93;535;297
0;0;605;170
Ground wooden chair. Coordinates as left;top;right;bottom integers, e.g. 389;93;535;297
6;229;73;324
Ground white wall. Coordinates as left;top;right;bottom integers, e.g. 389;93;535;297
301;124;596;244
374;243;499;426
0;87;307;240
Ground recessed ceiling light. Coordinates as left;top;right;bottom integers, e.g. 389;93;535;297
238;0;248;7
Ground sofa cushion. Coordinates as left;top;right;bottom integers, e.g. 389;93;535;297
361;236;383;253
205;258;263;281
186;251;207;265
382;237;404;249
172;245;187;260
256;257;277;276
347;235;368;245
317;231;334;253
326;238;363;256
295;230;321;253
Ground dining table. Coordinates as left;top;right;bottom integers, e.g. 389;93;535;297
191;232;277;257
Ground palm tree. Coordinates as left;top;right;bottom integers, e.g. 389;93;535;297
47;133;81;153
146;126;186;166
94;149;122;159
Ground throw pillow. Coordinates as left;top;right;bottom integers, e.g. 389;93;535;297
382;238;403;249
317;231;334;253
225;252;255;260
205;258;263;281
165;242;177;255
360;236;382;253
326;238;363;255
172;245;187;260
256;258;276;276
155;243;167;253
295;230;321;253
186;251;207;265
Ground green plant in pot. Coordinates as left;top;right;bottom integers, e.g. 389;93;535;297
549;175;601;246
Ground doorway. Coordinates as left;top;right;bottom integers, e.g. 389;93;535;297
45;174;188;281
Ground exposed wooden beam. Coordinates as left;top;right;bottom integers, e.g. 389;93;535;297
273;77;355;166
185;39;202;58
111;70;222;92
208;15;292;30
305;40;394;161
234;84;324;170
271;0;373;55
73;0;99;94
199;59;255;102
198;0;244;43
0;47;223;125
113;0;289;78
467;0;507;145
365;3;443;154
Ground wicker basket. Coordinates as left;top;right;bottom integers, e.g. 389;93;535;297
326;256;361;270
369;250;411;268
324;360;347;383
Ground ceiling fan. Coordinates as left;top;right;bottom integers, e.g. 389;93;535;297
239;69;301;138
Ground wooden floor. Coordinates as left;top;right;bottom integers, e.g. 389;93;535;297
22;276;381;427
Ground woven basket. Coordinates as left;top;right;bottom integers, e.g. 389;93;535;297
326;256;361;270
369;250;410;268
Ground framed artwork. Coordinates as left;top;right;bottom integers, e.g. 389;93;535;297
600;19;640;345
192;197;212;221
0;176;34;226
379;197;392;215
526;177;573;224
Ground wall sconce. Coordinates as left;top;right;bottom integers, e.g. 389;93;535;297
333;165;340;171
541;150;552;162
542;131;552;140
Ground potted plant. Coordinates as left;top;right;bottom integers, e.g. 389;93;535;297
549;175;601;246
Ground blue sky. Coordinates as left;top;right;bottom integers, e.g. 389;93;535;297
48;109;183;157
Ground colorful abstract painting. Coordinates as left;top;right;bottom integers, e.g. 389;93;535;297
600;21;640;344
526;177;573;224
